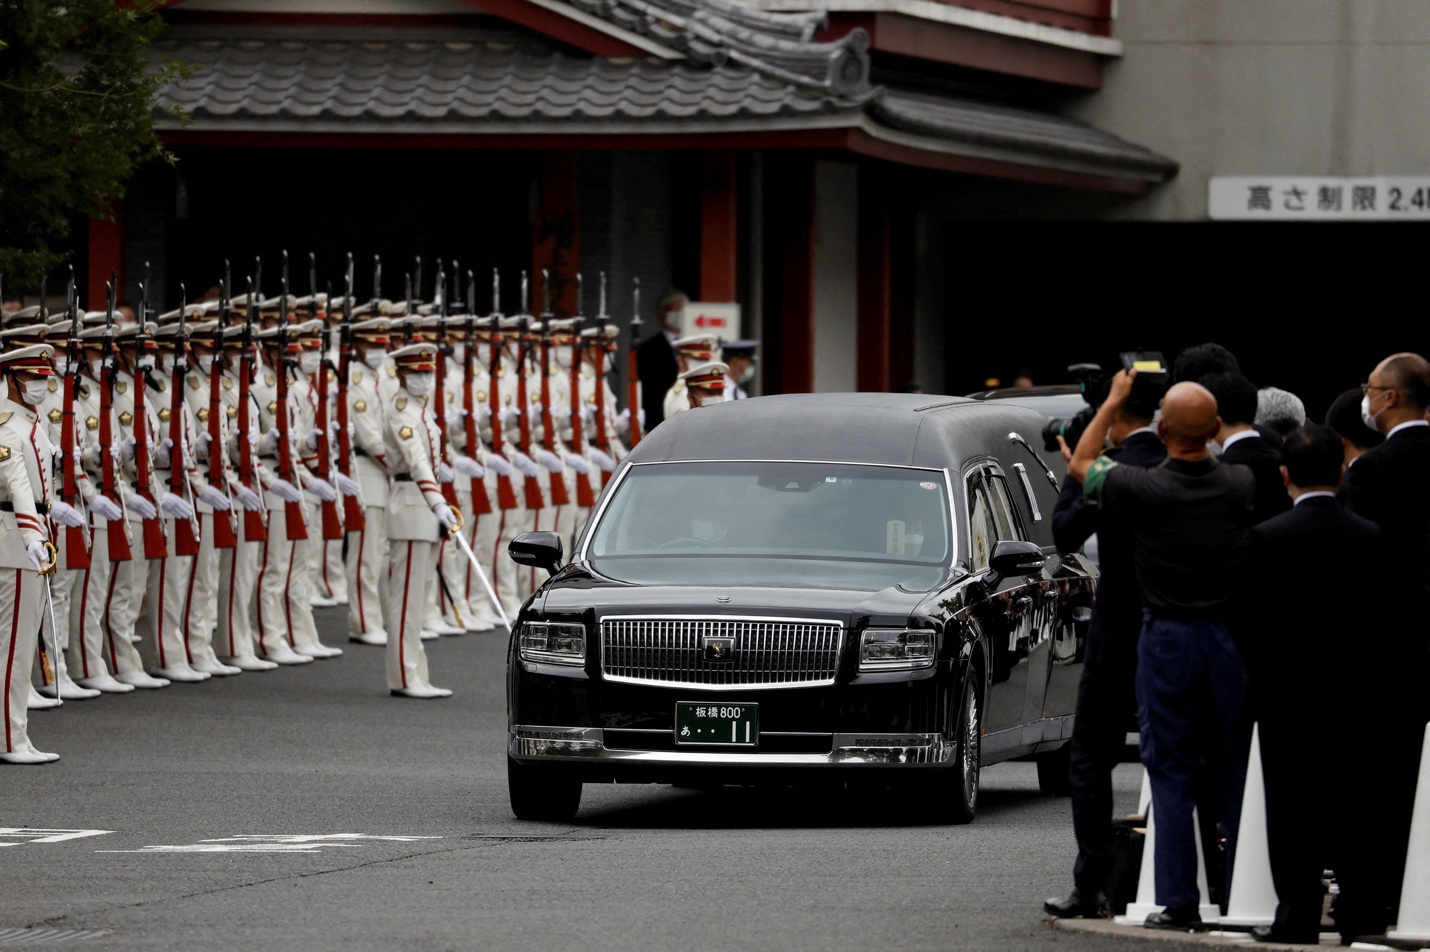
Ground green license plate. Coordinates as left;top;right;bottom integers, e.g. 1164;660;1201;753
675;702;758;746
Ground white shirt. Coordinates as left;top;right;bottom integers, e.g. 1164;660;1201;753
1387;419;1429;440
1293;490;1336;506
1221;428;1260;451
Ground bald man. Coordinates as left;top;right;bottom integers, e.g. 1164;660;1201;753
1336;352;1430;941
1070;371;1255;933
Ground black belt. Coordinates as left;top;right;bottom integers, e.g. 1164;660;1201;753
0;502;49;514
394;474;413;482
355;448;369;458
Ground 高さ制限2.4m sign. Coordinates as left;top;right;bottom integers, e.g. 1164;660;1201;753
1210;177;1430;220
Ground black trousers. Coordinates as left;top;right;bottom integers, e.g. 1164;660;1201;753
1069;649;1137;893
1260;714;1335;936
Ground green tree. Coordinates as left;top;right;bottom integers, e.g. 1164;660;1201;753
0;0;180;288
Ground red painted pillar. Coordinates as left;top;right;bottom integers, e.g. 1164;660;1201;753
857;170;892;392
531;153;580;315
699;152;738;302
88;206;124;311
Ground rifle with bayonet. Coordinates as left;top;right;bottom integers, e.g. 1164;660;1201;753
336;254;363;533
627;278;643;448
208;269;238;549
133;273;168;558
168;284;200;557
592;272;614;487
462;269;492;518
99;277;132;563
432;264;459;509
311;254;342;542
486;270;519;512
276;252;307;541
513;271;544;512
568;276;595;508
59;271;91;569
238;269;267;543
537;269;570;507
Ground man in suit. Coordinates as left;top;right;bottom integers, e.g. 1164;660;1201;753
1324;387;1383;477
1339;352;1430;941
1045;381;1166;919
1240;425;1381;944
1201;372;1290;525
635;291;687;431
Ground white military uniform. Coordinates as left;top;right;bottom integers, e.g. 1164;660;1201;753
447;331;501;631
382;345;452;698
290;354;341;658
345;326;397;644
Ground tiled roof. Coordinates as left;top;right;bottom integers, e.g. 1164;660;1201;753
153;34;851;124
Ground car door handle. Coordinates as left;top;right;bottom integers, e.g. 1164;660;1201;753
1014;596;1033;613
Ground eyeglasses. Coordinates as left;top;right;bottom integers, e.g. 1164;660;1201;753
1360;382;1393;395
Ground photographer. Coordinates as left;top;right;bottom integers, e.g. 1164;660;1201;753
1068;371;1255;932
1045;373;1166;920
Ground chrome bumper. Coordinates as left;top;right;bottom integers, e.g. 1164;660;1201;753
509;726;954;766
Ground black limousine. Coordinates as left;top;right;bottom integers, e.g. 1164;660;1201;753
505;393;1097;822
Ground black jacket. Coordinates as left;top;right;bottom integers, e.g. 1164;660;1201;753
1346;423;1430;595
1220;432;1291;525
1243;496;1381;714
1052;430;1166;666
636;332;676;430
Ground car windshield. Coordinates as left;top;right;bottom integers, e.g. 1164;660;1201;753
585;461;952;590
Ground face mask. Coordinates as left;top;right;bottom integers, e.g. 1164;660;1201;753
738;365;755;385
554;348;573;371
697;393;721;407
451;343;466;363
89;358;104;377
298;352;320;376
21;379;50;406
1361;394;1382;432
160;354;176;374
196;353;215;374
406;372;434;397
364;349;387;370
137;354;155;371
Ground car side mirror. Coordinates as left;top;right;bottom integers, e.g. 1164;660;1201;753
987;540;1045;584
509;531;564;575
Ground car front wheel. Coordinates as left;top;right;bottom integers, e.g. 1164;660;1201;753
507;757;583;821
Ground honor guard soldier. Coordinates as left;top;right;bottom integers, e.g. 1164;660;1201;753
436;312;493;632
290;319;343;656
721;340;758;400
661;335;719;420
344;313;395;645
674;361;730;413
470;314;517;626
251;313;318;666
214;322;277;672
307;293;350;608
539;317;593;572
383;343;457;698
0;344;64;763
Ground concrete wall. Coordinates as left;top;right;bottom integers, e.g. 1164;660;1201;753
1072;0;1430;219
811;160;859;393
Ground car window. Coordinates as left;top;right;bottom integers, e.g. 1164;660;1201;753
986;474;1026;542
966;476;998;573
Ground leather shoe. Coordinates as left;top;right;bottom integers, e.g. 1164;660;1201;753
1043;888;1107;919
152;666;211;683
224;655;278;672
0;746;59;765
76;673;135;694
115;670;170;689
349;630;387;646
193;659;242;677
1251;925;1320;944
1144;908;1202;931
390;684;453;699
27;686;62;710
263;645;314;665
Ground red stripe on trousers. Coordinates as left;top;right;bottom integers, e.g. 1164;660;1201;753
4;570;20;752
77;562;92;678
398;541;413;689
355;529;366;632
254;512;271;656
104;562;121;672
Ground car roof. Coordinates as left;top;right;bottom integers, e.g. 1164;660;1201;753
627;393;1049;470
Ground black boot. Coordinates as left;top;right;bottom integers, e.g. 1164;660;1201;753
1144;906;1202;931
1043;888;1107;919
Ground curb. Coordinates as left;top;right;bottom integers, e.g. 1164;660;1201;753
1051;917;1402;950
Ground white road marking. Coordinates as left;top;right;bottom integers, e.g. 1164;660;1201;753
97;833;443;854
0;828;113;847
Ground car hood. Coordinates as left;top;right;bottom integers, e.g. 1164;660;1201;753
535;566;936;628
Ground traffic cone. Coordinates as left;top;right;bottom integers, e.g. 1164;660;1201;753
1221;723;1277;928
1116;769;1221;925
1388;723;1430;942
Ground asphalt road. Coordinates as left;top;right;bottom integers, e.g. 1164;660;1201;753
3;606;1154;952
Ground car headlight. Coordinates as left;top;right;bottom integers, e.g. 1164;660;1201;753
519;622;587;666
859;629;935;671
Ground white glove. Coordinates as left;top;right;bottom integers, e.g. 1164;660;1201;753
306;477;337;502
432;502;456;530
87;495;124;522
454;455;484;479
564;452;592;475
198;485;231;510
438;462;455;483
270;479;303;503
530;401;543;417
579;403;596;426
159;491;194;521
553;405;572;425
83;445;101;469
510;450;541;478
334;473;361;497
533;447;565;474
195;431;213;460
477;405;492;425
234;486;262;511
125;494;157;520
118;435;137;460
50;443;62;460
589;447;617;472
27;541;48;572
156;437;175;468
483;453;513;477
616;408;630;435
304;428;323;451
259;428;280;455
638;409;646;428
498;406;521;427
50;500;85;528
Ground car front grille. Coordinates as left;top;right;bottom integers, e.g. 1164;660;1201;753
600;617;842;690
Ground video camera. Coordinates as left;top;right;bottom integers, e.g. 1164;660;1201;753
1040;352;1171;453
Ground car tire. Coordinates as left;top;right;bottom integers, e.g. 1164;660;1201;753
918;674;981;824
1035;743;1072;797
507;757;582;821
